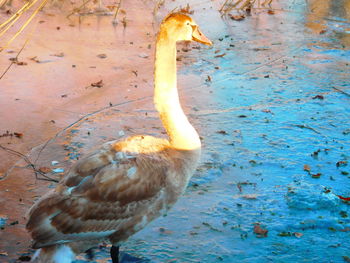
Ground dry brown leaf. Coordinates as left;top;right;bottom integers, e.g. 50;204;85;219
254;224;268;237
294;232;303;238
303;164;311;172
14;132;23;138
91;80;104;88
39;167;51;174
229;14;245;21
312;173;321;178
215;53;226;58
242;194;258;200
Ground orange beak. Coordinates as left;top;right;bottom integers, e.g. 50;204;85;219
191;25;212;46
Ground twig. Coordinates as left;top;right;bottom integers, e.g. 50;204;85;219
0;1;30;30
0;37;28;80
0;1;35;39
219;0;230;12
291;124;321;135
33;94;152;168
66;0;92;19
332;86;350;98
112;0;122;24
0;145;58;182
153;0;165;16
0;0;49;52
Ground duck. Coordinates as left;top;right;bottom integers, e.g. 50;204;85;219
26;12;212;263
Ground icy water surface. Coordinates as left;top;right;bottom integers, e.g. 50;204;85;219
5;0;350;262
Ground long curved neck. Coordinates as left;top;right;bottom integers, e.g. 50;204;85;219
154;31;201;150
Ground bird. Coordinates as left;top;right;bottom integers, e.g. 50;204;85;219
26;12;212;263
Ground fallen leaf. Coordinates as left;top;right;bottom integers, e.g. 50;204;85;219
14;132;23;138
106;5;116;11
311;173;321;178
91;80;104;88
228;14;245;21
216;130;228;135
242;194;258;200
254;224;268;237
252;48;269;51
294;232;303;238
312;95;324;100
18;255;31;261
278;231;292;237
267;9;275;15
337;195;350;201
39;167;51;174
159;227;173;234
180;3;194;14
16;61;27;66
303;164;311;172
138;53;149;59
97;54;107;59
336;161;348;167
9;220;18;225
215;53;226;58
50;52;64;57
343;256;350;263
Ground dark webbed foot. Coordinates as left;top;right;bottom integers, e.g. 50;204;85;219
110;245;120;263
85;248;95;260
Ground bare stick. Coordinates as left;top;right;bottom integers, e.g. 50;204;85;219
0;0;49;52
0;145;59;182
0;1;30;30
66;0;92;18
0;37;28;80
332;86;350;97
112;0;122;24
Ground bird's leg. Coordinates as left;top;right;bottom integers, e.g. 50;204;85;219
110;245;120;263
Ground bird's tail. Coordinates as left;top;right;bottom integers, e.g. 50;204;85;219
31;245;75;263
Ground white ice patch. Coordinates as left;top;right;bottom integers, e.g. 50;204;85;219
53;245;75;263
127;167;137;179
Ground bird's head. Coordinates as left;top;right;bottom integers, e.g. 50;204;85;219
159;12;212;46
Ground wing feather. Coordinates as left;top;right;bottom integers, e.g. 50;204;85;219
27;137;172;248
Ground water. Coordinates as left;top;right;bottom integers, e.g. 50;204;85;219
9;0;350;262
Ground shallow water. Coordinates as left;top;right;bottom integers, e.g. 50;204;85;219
1;0;350;262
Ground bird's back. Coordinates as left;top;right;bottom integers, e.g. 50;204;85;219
26;135;200;252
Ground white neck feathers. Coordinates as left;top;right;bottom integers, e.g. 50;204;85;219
154;31;201;150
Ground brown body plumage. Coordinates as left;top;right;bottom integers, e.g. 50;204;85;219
26;13;212;263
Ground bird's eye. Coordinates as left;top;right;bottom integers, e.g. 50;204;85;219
186;22;190;26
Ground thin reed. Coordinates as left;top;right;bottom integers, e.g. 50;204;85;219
220;0;274;14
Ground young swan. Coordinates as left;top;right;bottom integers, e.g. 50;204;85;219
26;13;212;263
